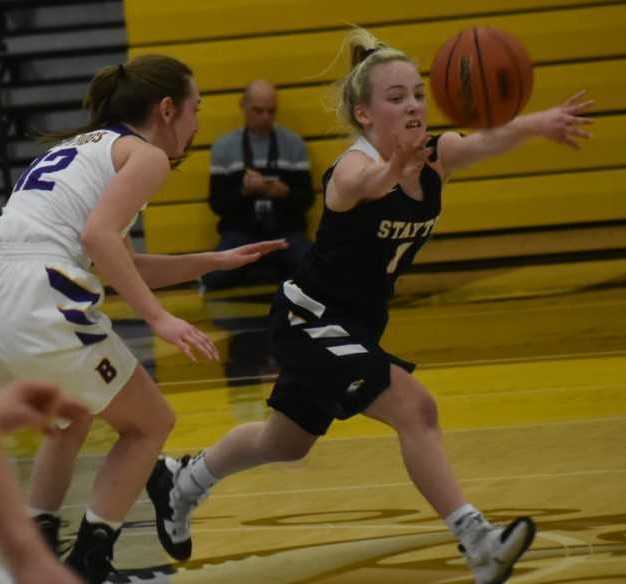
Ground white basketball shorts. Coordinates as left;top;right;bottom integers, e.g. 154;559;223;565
0;252;137;415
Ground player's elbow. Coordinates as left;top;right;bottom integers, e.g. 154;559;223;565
81;223;118;259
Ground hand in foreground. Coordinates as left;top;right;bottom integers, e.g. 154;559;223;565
13;555;86;584
149;312;219;362
0;381;89;435
217;239;289;271
531;90;594;149
390;128;433;180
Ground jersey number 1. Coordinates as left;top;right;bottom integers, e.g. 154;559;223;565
387;242;413;274
14;148;78;193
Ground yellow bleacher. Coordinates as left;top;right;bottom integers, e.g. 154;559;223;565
145;165;626;254
125;1;626;258
129;5;626;93
125;0;621;45
182;58;626;149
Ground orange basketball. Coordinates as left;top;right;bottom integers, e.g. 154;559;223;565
429;27;534;128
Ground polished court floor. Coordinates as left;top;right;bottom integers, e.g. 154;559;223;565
4;258;626;583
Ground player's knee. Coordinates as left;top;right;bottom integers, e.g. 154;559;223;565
395;381;439;431
155;404;176;440
132;402;175;443
416;390;439;430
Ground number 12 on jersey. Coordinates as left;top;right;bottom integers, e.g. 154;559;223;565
13;148;78;193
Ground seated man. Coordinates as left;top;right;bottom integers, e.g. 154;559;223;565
201;80;314;291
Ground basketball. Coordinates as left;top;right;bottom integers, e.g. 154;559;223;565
429;27;534;128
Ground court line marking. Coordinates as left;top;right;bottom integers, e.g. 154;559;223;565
181;467;626;500
390;298;626;322
10;414;626;464
120;524;448;538
157;350;626;388
513;531;592;583
318;414;626;443
52;467;626;512
168;381;626;410
426;349;626;369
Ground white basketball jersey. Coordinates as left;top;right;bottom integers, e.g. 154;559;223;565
0;125;142;269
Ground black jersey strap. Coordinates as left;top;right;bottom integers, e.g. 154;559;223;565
426;134;442;163
321;165;335;193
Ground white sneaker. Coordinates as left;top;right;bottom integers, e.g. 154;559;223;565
461;515;536;584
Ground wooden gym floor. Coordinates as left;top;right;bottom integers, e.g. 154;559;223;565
3;258;626;583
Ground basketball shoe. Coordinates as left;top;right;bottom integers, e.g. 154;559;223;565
459;513;536;584
147;455;207;561
65;516;120;584
34;513;62;556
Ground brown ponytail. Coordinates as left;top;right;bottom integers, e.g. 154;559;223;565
43;54;193;141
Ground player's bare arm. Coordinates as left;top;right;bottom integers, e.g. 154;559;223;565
438;91;594;177
130;238;289;289
82;139;170;324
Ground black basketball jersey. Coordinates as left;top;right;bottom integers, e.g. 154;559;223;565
293;135;442;331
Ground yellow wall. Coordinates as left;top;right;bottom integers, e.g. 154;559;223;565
124;1;626;257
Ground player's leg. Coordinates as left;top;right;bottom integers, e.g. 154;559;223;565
204;408;319;476
148;407;320;560
66;365;175;583
364;364;535;584
29;412;93;554
364;364;464;516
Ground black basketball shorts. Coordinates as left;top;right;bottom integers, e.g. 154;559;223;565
267;280;415;436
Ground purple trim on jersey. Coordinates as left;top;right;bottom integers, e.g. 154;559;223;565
106;124;147;141
75;332;108;346
58;308;95;326
46;268;100;305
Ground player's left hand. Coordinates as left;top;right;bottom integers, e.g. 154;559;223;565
532;90;594;149
216;239;289;271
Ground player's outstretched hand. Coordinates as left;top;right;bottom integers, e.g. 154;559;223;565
532;90;594;149
390;128;433;180
0;381;89;435
216;239;289;271
149;312;219;362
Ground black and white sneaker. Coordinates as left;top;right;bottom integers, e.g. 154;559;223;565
147;455;206;561
461;515;536;584
65;517;120;584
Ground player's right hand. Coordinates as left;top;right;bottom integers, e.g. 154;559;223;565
390;130;432;180
150;312;219;362
216;239;289;270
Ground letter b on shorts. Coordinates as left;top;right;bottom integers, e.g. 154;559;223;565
96;358;117;384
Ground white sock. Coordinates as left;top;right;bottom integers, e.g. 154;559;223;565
445;503;484;538
85;509;122;531
28;506;58;518
177;452;218;500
